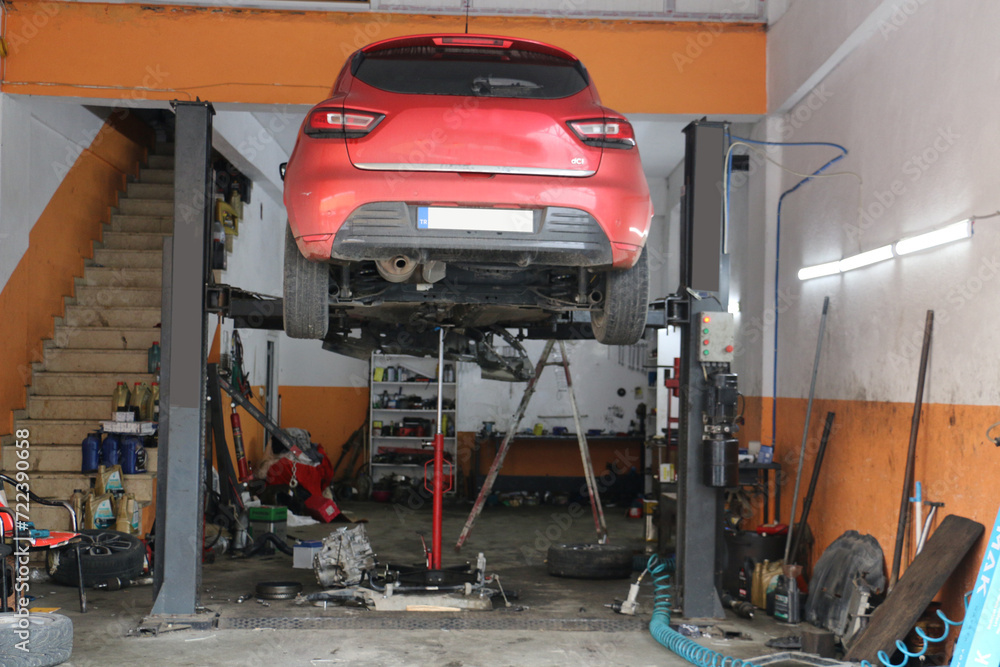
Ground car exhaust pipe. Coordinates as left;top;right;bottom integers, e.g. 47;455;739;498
376;256;418;283
589;290;604;305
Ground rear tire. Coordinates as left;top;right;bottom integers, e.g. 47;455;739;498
547;543;633;579
47;529;144;588
591;247;649;345
0;612;73;666
283;225;330;339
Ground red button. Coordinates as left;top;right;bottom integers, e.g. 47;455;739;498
703;339;710;346
725;345;734;353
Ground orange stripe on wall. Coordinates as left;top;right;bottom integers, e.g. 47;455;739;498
2;2;766;114
278;385;369;474
740;396;998;623
0;111;151;435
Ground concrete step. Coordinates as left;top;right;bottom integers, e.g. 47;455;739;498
147;155;174;170
139;168;174;184
13;419;97;445
92;248;162;268
80;267;162;288
30;372;156;397
73;286;161;308
101;232;170;251
63;306;161;328
1;443;158;473
22;504;81;532
154;142;174;155
49;326;160;350
126;182;173;200
118;198;173;217
26;472;155;502
27;396;112;421
44;349;148;373
110;215;173;234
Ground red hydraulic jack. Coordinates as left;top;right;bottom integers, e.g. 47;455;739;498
426;327;453;570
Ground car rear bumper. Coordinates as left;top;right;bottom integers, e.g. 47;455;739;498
283;139;651;269
328;203;613;267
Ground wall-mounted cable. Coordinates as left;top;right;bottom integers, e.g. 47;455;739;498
725;133;854;448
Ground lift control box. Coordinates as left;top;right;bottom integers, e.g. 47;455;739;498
696;312;736;363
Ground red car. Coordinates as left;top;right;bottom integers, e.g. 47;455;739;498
282;34;653;360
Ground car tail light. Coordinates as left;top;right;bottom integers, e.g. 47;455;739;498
432;36;513;48
568;118;636;149
305;108;384;138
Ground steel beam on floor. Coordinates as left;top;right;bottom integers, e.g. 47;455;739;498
151;101;214;616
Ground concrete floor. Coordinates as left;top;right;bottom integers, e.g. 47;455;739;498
29;500;798;666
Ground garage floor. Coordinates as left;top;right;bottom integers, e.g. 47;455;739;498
37;501;798;666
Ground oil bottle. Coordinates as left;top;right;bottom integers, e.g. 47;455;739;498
111;381;131;416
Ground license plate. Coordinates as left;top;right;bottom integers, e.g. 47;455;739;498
417;207;533;233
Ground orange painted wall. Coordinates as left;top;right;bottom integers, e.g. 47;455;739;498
0;110;152;435
739;395;998;622
278;385;370;475
1;2;765;114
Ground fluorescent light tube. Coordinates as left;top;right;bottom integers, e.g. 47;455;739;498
895;219;972;255
797;261;841;281
838;245;894;273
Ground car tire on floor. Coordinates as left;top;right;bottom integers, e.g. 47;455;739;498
47;529;145;588
283;225;330;339
591;247;649;346
0;612;73;667
546;543;633;579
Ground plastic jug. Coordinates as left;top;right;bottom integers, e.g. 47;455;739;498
81;432;101;473
150;382;160;422
131;382;151;420
101;433;121;467
120;436;145;474
148;341;161;374
111;381;131;416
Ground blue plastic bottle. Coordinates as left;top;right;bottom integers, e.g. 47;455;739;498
81;432;101;473
120;436;144;474
101;433;121;468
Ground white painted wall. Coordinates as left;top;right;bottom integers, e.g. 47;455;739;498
457;339;651;434
0;95;108;291
752;0;1000;407
211;110;373;392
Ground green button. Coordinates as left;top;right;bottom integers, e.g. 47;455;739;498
702;328;710;334
703;350;710;356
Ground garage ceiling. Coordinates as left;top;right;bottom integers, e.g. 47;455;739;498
79;0;772;21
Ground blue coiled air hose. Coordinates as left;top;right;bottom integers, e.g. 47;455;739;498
647;554;762;667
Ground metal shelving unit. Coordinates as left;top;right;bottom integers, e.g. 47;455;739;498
369;354;458;488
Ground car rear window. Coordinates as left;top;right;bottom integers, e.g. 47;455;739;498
354;46;589;99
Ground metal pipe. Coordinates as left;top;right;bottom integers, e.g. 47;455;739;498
560;340;607;541
788;411;835;563
431;326;446;569
889;310;934;590
784;296;830;564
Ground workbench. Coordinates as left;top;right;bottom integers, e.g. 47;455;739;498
471;433;645;499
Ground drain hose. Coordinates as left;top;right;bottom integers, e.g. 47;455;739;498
647;554;761;667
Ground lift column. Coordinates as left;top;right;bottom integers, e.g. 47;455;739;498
675;120;732;619
151;101;215;617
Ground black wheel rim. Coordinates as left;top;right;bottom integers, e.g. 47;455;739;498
78;531;134;557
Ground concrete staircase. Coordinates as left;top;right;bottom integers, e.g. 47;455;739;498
3;147;174;529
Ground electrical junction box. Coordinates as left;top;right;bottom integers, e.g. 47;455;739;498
696;312;736;363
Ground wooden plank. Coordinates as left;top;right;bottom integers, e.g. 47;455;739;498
845;515;984;663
